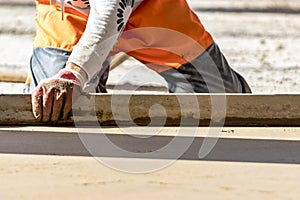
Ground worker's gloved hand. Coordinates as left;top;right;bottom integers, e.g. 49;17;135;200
31;68;84;123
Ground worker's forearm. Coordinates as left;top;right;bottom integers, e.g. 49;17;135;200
67;0;138;89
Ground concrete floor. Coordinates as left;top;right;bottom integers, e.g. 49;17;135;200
0;126;300;199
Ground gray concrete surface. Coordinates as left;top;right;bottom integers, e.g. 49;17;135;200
0;125;300;199
0;126;300;164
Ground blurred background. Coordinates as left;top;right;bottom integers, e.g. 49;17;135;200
0;0;299;93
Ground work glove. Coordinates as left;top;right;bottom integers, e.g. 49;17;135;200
31;68;85;123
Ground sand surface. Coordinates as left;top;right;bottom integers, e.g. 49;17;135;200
0;126;299;199
1;154;300;200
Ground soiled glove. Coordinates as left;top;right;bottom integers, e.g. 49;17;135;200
31;69;83;123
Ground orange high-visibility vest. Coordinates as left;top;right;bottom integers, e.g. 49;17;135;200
26;0;88;86
116;0;214;72
33;0;88;51
33;0;214;72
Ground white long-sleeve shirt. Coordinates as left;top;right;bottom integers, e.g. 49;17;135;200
63;0;144;89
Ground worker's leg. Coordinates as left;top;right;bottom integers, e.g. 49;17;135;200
159;43;251;93
27;47;70;92
25;47;109;93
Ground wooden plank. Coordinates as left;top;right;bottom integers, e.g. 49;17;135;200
0;94;299;126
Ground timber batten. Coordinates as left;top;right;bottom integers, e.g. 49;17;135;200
0;94;299;126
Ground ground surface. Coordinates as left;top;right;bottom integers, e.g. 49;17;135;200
1;154;300;200
0;126;299;200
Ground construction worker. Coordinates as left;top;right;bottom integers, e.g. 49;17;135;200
30;0;251;122
25;0;110;94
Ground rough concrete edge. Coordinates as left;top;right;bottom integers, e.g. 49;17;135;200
0;94;299;126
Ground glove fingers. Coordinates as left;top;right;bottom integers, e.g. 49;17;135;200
31;86;44;121
31;69;82;123
62;86;73;120
42;86;55;122
51;89;64;123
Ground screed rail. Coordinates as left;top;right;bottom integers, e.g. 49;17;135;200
0;94;299;126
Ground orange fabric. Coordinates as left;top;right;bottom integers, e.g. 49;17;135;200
115;0;214;72
33;0;214;73
33;0;88;51
26;0;88;85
